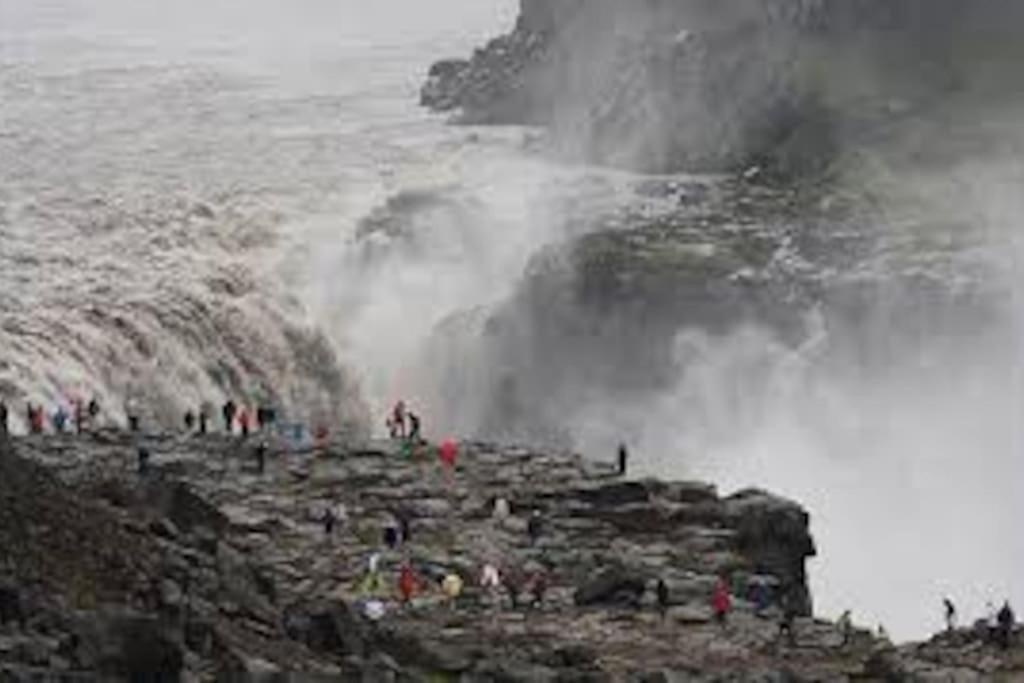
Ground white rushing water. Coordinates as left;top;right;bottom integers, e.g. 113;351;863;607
1;0;1019;642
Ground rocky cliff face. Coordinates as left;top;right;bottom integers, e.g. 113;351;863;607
423;0;1024;175
0;433;1019;680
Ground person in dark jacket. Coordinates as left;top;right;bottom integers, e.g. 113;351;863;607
617;443;628;476
997;601;1015;650
0;401;7;436
656;578;670;621
222;400;237;433
527;509;543;545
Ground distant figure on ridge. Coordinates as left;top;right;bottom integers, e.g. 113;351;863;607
383;521;400;550
442;573;464;610
0;401;8;436
198;406;209;435
238;408;251;438
125;399;140;433
481;563;501;604
183;410;196;432
27;404;44;434
943;597;957;632
997;601;1015;650
529;569;548;608
439;438;458;471
503;565;525;608
399;563;419;604
618;443;628;476
656;578;670;621
222;400;237;433
408;412;422;443
52;405;68;433
87;396;101;427
137;447;151;474
255;440;267;474
527;509;543;545
838;610;853;647
391;400;407;439
322;505;336;536
712;577;732;627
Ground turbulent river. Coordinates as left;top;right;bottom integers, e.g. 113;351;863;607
1;0;1019;641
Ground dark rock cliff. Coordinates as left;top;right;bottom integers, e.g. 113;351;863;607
423;0;1024;175
0;433;1020;679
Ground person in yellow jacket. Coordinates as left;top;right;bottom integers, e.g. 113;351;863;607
442;573;464;610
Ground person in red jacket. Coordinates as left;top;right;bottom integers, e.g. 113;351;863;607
712;577;732;627
398;563;418;604
439;439;458;469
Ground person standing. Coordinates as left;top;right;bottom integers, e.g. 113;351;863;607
997;601;1015;650
656;578;670;621
0;401;8;437
617;443;628;476
222;400;237;434
712;577;732;628
943;597;957;632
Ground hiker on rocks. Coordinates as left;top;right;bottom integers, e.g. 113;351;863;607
255;441;267;474
503;565;525;608
399;563;419;604
838;610;853;647
778;595;798;646
527;509;543;545
408;412;422;443
442;573;464;610
73;398;84;434
394;508;412;544
383;522;401;550
618;443;628;476
184;410;196;432
751;578;772;616
256;405;276;432
137;447;151;474
390;401;407;439
481;563;502;604
52;405;68;433
198;407;209;435
323;503;346;536
238;408;251;438
944;597;957;632
88;396;100;426
222;400;237;433
0;401;8;436
27;404;44;434
656;579;670;621
125;399;140;433
712;577;732;627
493;497;511;522
528;569;548;608
358;555;386;597
439;438;458;470
997;601;1015;650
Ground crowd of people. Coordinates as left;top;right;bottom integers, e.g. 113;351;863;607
0;394;1018;653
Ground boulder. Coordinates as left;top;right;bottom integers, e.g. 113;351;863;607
574;567;648;607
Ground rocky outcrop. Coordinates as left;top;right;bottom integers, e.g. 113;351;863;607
423;0;1024;175
0;432;1020;680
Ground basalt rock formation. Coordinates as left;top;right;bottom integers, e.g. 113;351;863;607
0;432;1020;680
422;0;1024;175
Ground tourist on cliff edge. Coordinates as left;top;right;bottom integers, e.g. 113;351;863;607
713;577;732;627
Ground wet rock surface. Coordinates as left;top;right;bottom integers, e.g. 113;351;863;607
0;432;1020;680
